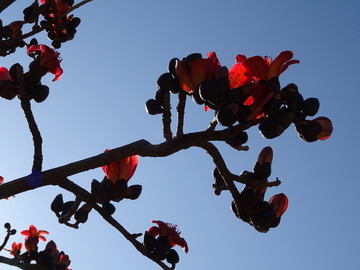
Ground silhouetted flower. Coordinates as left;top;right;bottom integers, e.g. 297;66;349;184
101;149;138;184
27;44;63;81
149;220;188;253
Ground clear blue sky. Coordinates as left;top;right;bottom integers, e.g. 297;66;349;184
0;0;358;269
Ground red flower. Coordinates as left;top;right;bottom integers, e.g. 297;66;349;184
243;51;299;82
27;44;63;81
5;242;22;256
175;52;221;93
269;193;288;218
21;225;49;241
228;51;299;120
21;225;49;252
101;149;138;184
149;220;188;253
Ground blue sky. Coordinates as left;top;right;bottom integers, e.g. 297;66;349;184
0;0;358;269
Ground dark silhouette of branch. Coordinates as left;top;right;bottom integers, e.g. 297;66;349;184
57;177;172;270
0;0;15;13
176;91;186;137
0;256;38;270
162;92;172;140
0;119;261;199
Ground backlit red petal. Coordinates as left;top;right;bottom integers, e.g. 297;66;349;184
229;62;251;89
175;60;193;92
243;55;269;81
268;51;299;80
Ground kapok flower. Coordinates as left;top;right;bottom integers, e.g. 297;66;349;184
5;242;22;256
21;225;49;240
175;52;221;93
243;50;299;82
27;44;63;81
269;193;288;218
228;51;299;121
149;220;188;253
21;225;49;252
101;149;138;184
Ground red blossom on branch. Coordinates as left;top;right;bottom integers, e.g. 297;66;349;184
21;225;49;252
175;52;221;93
4;242;22;256
27;44;63;81
101;149;138;184
149;220;188;253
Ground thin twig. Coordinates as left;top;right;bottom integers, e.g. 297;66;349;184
57;177;172;270
176;91;186;138
162;92;172;141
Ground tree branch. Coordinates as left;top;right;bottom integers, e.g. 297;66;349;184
0;120;261;199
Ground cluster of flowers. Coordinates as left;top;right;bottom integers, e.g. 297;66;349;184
226;147;288;232
143;220;188;267
36;0;81;48
146;51;332;142
0;0;80;55
4;224;71;270
0;43;62;102
0;19;25;55
91;149;141;215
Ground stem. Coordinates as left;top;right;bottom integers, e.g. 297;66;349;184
176;91;186;137
162;92;172;141
20;100;43;172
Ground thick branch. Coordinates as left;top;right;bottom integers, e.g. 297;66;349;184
0;120;260;199
20;100;43;172
0;0;15;13
0;256;38;270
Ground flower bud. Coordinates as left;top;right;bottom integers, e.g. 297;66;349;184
51;194;64;215
124;185;142;200
301;97;320;116
145;99;163;115
166;249;180;265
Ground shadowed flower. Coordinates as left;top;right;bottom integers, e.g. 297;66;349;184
5;242;22;256
269;193;288;218
27;44;63;81
101;149;138;184
149;220;188;253
175;52;220;93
